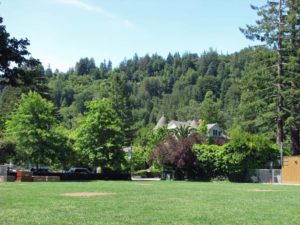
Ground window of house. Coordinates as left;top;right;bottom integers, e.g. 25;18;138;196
213;130;218;136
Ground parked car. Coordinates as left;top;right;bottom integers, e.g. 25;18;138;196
7;167;16;174
31;168;50;173
66;167;91;174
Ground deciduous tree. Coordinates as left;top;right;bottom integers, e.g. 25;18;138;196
5;92;64;167
75;99;125;170
0;17;40;86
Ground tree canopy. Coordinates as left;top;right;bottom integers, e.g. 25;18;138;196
0;17;40;86
5;92;66;167
74;99;125;170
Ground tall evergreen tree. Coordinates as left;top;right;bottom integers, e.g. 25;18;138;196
238;48;277;137
286;0;300;154
200;91;223;126
0;86;22;130
109;72;134;146
75;57;96;75
240;0;287;147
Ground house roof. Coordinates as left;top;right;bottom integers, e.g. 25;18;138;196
206;123;218;130
167;120;190;129
190;120;199;129
154;115;167;130
167;120;200;129
155;116;223;135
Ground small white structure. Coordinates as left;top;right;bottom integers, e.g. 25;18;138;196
206;123;226;138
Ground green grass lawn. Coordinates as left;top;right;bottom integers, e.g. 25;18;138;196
0;181;299;225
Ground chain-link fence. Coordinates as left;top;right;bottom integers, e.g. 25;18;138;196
0;165;8;182
246;169;281;183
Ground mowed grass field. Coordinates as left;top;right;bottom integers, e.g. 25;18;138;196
0;181;300;225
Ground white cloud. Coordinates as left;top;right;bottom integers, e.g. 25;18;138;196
56;0;135;28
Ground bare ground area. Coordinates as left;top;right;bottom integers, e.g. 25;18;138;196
61;192;115;197
247;189;282;192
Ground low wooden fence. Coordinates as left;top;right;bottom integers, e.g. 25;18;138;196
282;156;300;184
33;172;131;181
7;171;131;182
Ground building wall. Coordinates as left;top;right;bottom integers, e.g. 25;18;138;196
208;124;221;137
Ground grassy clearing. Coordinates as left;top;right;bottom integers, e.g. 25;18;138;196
0;181;299;225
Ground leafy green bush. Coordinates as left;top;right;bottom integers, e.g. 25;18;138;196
193;144;224;179
193;132;279;181
131;145;149;171
222;132;279;181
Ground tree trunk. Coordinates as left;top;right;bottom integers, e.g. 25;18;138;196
291;127;300;155
289;0;300;155
290;82;299;155
276;0;285;147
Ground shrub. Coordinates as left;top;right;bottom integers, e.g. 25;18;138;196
151;133;204;179
193;132;279;181
193;144;224;178
131;145;150;171
222;132;279;181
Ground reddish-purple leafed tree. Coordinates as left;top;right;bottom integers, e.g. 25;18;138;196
151;133;204;176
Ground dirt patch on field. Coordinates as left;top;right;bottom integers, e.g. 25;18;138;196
248;189;282;192
61;192;115;197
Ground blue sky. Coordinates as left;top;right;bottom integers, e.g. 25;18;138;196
1;0;261;72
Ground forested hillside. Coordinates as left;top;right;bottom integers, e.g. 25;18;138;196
46;47;275;138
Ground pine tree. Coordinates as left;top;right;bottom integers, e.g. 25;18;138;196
240;0;287;146
200;91;223;126
285;0;300;154
109;72;134;146
238;47;277;137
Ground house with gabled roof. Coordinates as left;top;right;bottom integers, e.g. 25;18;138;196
154;115;229;144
